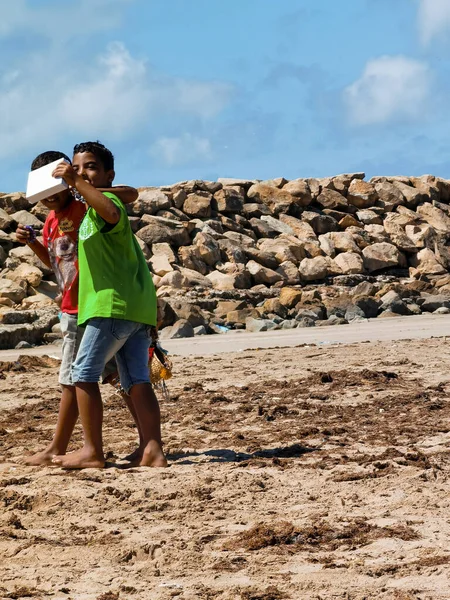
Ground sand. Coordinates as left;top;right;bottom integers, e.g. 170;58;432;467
1;338;450;599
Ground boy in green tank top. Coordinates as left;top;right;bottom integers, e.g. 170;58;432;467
52;141;166;469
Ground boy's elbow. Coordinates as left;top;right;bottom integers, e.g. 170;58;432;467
108;207;121;224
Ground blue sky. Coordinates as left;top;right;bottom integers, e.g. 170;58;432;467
2;0;450;192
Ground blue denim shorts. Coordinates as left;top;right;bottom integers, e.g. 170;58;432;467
71;317;151;394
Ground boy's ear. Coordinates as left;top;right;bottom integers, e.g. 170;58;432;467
106;169;115;186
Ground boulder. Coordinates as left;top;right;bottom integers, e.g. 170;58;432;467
333;252;364;274
11;210;44;229
136;219;191;247
420;295;450;312
260;215;294;235
245;317;278;332
183;192;212;218
354;296;380;318
339;215;362;230
258;238;305;264
149;254;174;277
282;179;312;206
347;180;377;209
21;294;55;309
278;214;317;240
392;181;427;208
417;203;450;232
409;248;446;276
152;242;177;263
0;208;13;230
6;263;43;287
374;181;405;211
226;308;260;324
362;243;404;272
161;319;195;339
301;211;338;234
168;301;209;328
212;188;244;213
298;256;329;281
356;210;382;225
129;188;171;216
316;188;348;211
247;183;296;215
279;287;302;308
246;260;284;285
0;279;26;303
276;260;301;284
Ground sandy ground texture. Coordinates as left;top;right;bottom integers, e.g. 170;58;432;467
0;338;450;600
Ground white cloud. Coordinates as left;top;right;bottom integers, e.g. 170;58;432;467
343;55;431;126
0;0;134;40
418;0;450;45
0;42;233;159
151;133;213;166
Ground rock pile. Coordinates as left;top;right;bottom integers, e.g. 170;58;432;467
1;173;450;347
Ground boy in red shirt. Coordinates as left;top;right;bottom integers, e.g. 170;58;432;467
16;150;139;465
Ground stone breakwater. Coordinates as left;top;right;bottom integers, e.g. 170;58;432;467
1;172;450;348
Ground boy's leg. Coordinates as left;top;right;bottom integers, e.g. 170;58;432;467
117;325;167;467
25;313;81;466
53;318;137;469
102;358;144;457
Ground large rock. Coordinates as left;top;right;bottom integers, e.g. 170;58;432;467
246;260;284;285
129;188;171;216
409;248;446;275
0;279;27;303
0;308;59;349
374;181;405;211
212;188;244;213
183;192;212;218
316;188;348;211
420;294;450;312
247;183;296;215
258;237;305;264
279;287;302;308
298;256;329;281
416;203;450;232
301;211;338;234
347;180;377;209
161;319;195;339
278;215;317;240
136;218;191;247
333;252;364;274
245;317;277;332
149;254;174;277
0;208;13;230
6;263;43;287
276;260;301;284
281;180;312;206
11;210;44;229
260;215;294;235
323;232;360;254
21;293;55;309
168;301;209;328
391;181;427;208
362;243;404;272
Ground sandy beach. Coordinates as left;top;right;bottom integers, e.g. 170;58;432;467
1;336;450;599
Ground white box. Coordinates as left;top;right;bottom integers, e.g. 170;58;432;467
26;158;70;204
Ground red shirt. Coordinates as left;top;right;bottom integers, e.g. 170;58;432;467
42;200;86;314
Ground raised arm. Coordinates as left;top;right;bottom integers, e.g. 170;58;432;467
52;163;120;225
105;185;138;205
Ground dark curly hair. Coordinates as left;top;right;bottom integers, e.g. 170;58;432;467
31;151;71;171
73;140;114;171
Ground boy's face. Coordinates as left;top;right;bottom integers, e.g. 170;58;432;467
40;189;71;213
72;151;114;188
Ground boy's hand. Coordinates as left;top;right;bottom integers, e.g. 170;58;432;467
16;224;31;244
52;162;77;187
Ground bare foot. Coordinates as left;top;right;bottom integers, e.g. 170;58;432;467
138;440;168;468
23;449;60;466
52;448;105;469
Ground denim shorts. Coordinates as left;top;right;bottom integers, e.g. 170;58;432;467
71;317;151;394
59;313;83;386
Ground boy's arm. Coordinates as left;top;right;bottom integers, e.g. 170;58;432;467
53;163;120;225
100;185;138;205
15;224;52;268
